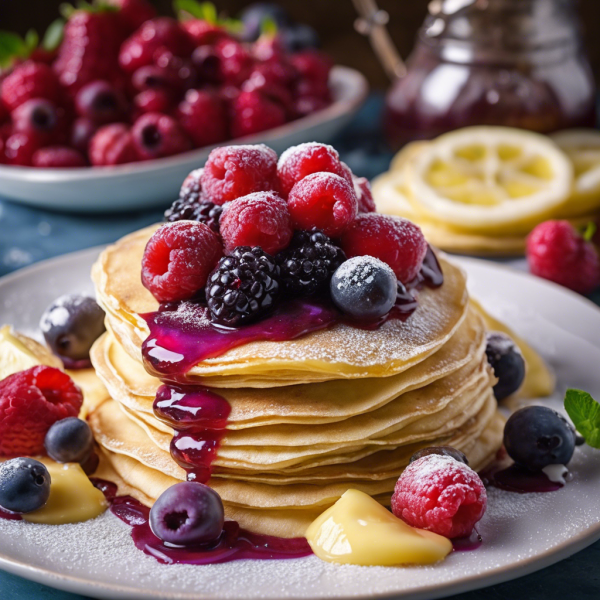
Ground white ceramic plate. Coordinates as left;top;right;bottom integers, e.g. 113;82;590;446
0;250;599;600
0;66;368;213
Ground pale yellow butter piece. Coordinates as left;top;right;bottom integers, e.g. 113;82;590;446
306;489;452;566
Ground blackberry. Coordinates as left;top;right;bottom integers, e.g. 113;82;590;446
277;230;346;296
206;247;280;327
164;197;223;232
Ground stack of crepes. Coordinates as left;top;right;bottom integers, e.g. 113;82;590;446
373;127;600;255
87;225;510;539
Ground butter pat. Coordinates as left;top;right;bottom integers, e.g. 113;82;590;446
306;489;452;566
0;325;62;381
23;460;108;525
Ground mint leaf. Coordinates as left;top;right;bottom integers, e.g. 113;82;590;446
564;388;600;448
42;19;65;52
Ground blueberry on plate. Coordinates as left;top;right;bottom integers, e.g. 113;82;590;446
409;446;469;465
330;256;397;320
150;482;225;546
485;332;526;400
0;458;51;513
504;405;576;471
45;417;94;464
40;294;106;362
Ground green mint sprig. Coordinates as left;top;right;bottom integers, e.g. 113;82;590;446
564;388;600;448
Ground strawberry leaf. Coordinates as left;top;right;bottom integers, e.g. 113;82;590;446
0;30;32;70
42;19;65;52
173;0;206;20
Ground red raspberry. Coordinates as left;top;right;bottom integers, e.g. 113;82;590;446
202;144;278;205
230;90;286;139
0;62;61;112
291;50;332;88
220;191;293;255
153;51;198;91
131;65;181;93
74;80;129;124
0;366;83;457
107;0;157;33
11;99;66;144
353;175;376;213
131;112;191;160
142;221;223;302
54;10;126;94
32;147;87;168
213;39;253;85
277;142;353;197
4;131;41;166
71;117;98;154
133;89;172;116
119;18;193;74
241;70;294;117
183;20;229;46
180;168;204;202
176;89;228;148
0;100;8;123
341;214;427;284
526;220;600;295
89;123;138;166
391;454;487;539
287;172;358;237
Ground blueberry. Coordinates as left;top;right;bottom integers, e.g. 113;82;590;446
409;446;469;465
0;458;51;513
45;417;94;464
150;482;224;546
40;294;106;361
485;332;526;400
239;3;291;41
504;406;576;471
330;256;397;320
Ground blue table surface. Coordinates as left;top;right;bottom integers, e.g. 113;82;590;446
1;95;599;600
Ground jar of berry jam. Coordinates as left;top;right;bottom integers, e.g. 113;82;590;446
383;0;596;149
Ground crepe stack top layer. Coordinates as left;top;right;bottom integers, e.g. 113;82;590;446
89;226;505;538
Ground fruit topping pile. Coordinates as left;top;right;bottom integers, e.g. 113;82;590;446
391;449;487;539
145;142;432;326
0;1;333;167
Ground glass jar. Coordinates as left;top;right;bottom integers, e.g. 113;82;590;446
384;0;597;149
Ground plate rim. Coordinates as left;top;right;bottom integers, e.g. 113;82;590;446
0;249;599;600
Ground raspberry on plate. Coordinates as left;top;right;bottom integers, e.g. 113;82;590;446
142;221;223;303
0;366;83;457
287;172;358;238
201;144;279;205
277;142;353;197
32;147;87;168
230;90;286;139
391;454;487;539
220;191;293;255
1;62;61;112
89;123;138;166
340;213;428;284
131;112;191;160
353;175;376;213
176;89;228;148
526;220;600;295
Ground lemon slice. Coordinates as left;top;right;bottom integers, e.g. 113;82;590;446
389;140;429;173
407;127;573;230
372;171;416;218
551;129;600;216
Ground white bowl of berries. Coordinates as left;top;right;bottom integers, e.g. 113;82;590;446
0;2;368;213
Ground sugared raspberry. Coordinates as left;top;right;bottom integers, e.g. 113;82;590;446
201;144;278;205
176;89;228;148
0;366;83;457
131;112;191;160
287;172;358;238
4;131;41;166
133;89;173;116
11;99;65;144
108;0;157;32
53;9;126;94
391;454;487;539
353;175;376;213
220;191;293;255
71;117;98;154
340;214;427;284
32;147;87;168
277;142;353;197
526;220;600;295
1;62;61;111
119;17;193;73
142;221;223;303
230;90;286;139
74;80;129;124
180;168;204;203
89;123;138;166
